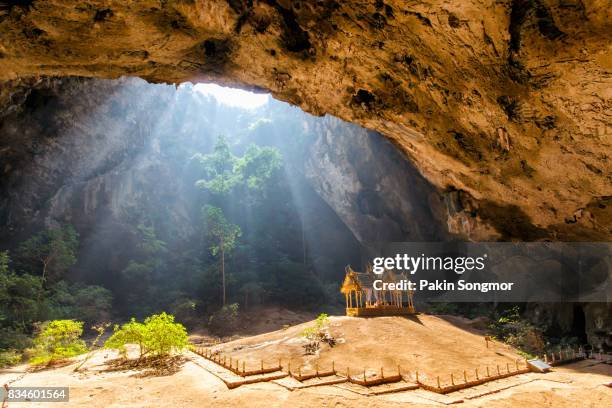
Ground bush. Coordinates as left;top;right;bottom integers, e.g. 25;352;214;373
28;320;87;366
0;349;22;368
207;303;240;334
46;281;113;324
143;313;189;356
170;297;198;327
301;313;334;354
0;326;33;351
104;312;188;360
104;319;148;359
489;306;545;356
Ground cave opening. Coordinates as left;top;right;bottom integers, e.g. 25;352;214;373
570;304;588;346
0;77;449;324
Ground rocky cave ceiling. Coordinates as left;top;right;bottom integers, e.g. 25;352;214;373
0;0;610;240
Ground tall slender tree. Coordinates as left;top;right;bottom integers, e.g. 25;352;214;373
202;205;241;305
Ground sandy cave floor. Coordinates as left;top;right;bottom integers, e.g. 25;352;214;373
1;315;610;407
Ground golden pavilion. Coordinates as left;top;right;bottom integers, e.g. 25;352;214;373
340;265;415;317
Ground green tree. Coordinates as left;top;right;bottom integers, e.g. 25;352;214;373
193;136;281;197
0;251;44;338
142;312;188;357
202;205;241;305
192;135;241;194
136;224;167;257
0;250;9;275
48;282;113;324
17;225;79;283
118;224;167;317
104;312;188;359
28;320;87;366
104;318;148;359
235;144;281;192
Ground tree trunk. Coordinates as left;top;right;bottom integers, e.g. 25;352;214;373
41;259;48;282
221;246;226;306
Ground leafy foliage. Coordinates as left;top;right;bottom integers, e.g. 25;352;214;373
203;206;241;258
208;303;240;334
489;306;546;356
193;136;242;194
142;313;189;357
104;313;188;359
48;282;113;324
28;320;87;365
202;205;241;306
0;251;43;347
194;135;281;198
301;313;329;340
0;349;22;368
235;144;281;191
17;225;78;282
136;224;167;257
301;313;334;354
104;318;148;358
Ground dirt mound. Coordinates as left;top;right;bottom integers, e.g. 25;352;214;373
210;314;523;381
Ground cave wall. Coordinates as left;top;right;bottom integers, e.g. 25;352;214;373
0;77;191;240
0;0;609;240
302;116;501;242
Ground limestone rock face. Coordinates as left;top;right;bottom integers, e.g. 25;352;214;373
0;0;609;240
0;77;194;240
301;116;503;241
304;116;457;242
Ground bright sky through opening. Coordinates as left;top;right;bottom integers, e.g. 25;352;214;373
194;83;269;109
